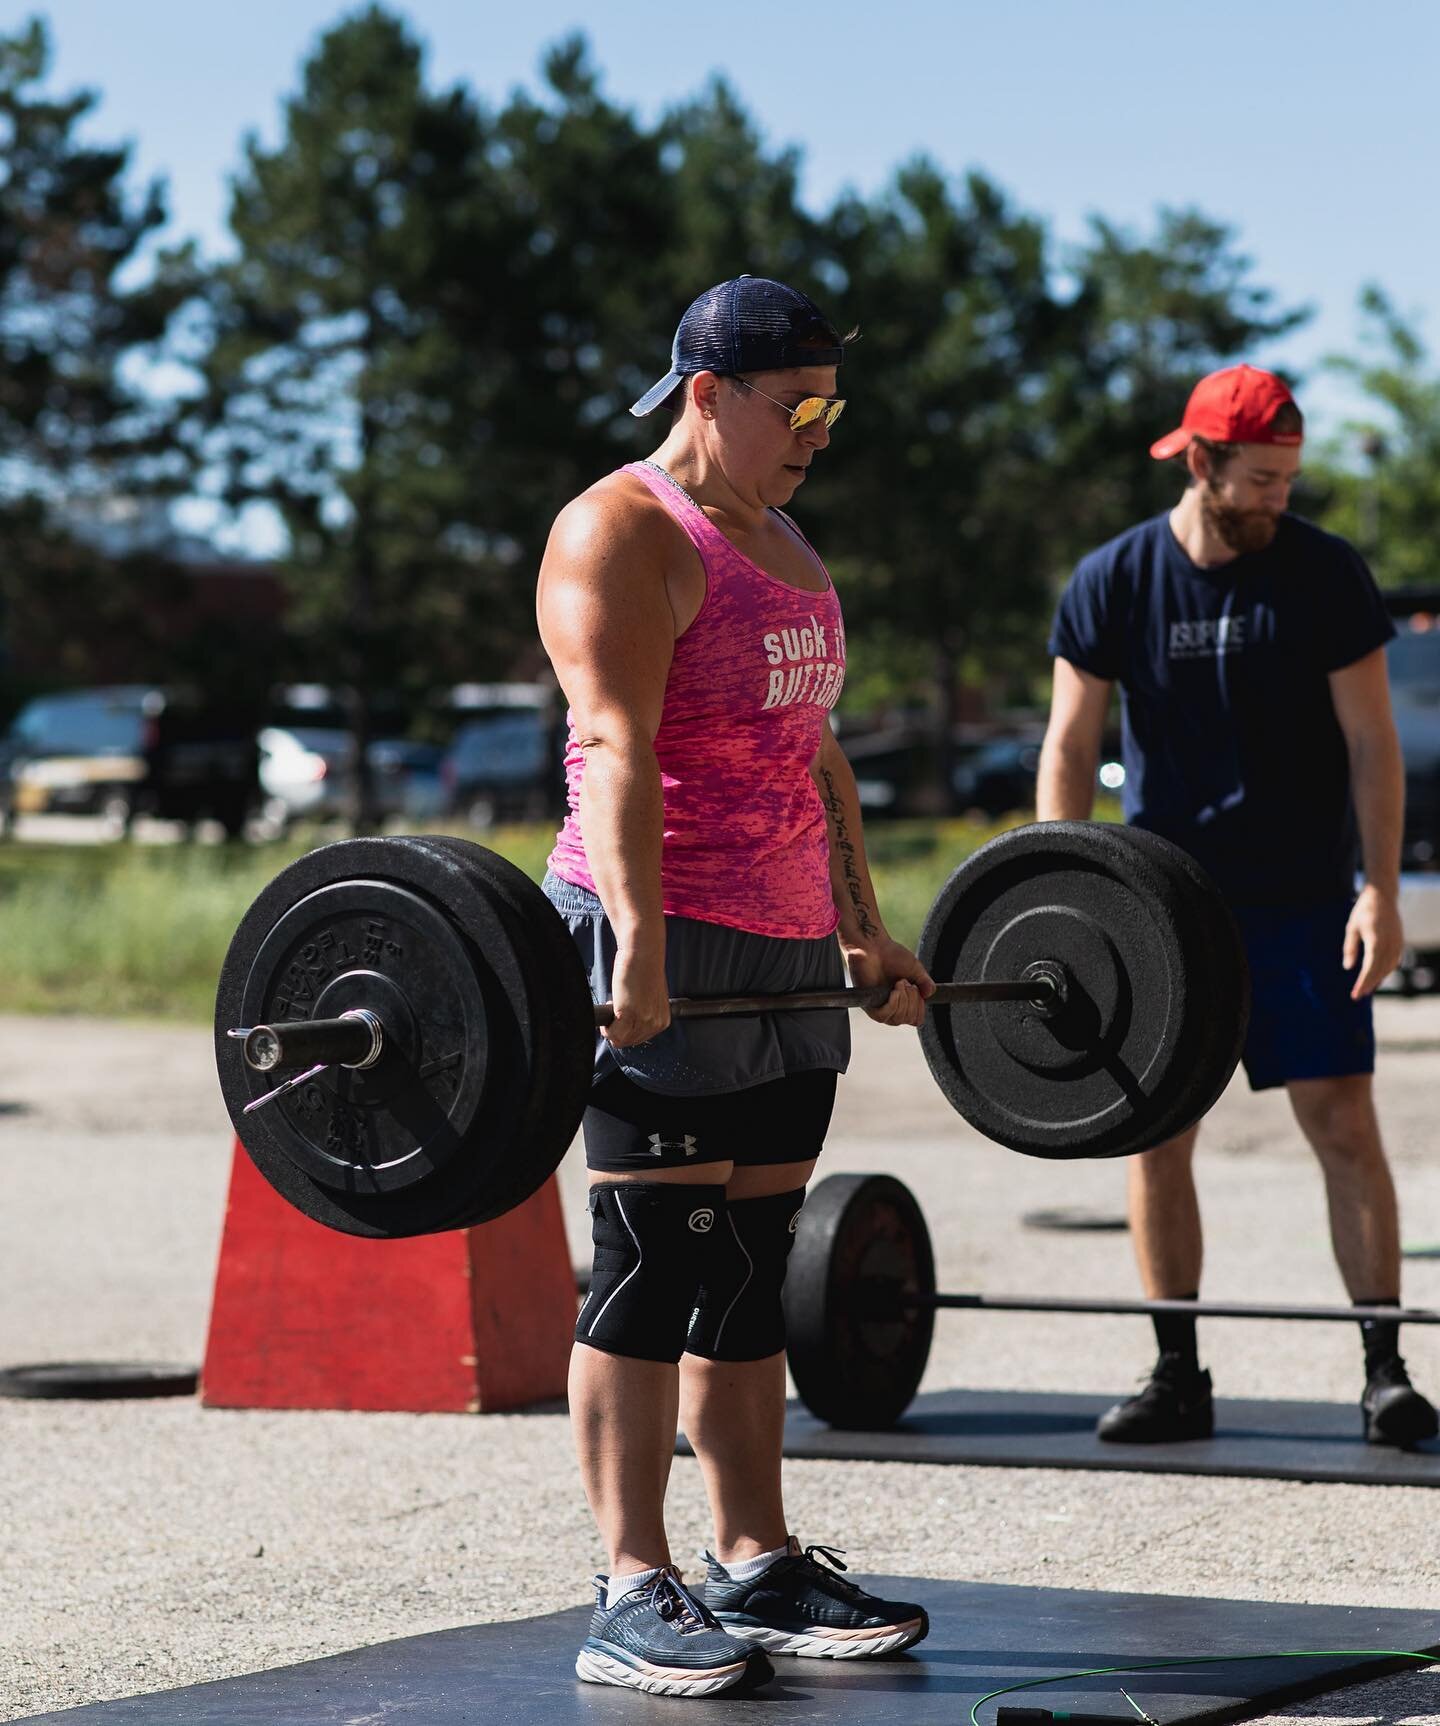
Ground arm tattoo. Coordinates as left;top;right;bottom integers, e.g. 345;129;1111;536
819;766;880;939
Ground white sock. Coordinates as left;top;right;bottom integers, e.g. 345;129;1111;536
720;1541;789;1581
605;1565;663;1607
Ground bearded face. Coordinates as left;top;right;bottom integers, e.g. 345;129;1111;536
1191;440;1300;554
1200;482;1283;554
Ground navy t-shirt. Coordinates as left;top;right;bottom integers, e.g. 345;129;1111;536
1048;512;1395;907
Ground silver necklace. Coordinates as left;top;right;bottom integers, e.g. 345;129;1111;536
639;458;702;510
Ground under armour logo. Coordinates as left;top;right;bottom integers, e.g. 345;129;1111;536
789;1208;803;1234
688;1208;715;1233
647;1133;698;1158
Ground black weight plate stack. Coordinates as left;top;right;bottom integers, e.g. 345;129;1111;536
394;836;594;1225
918;820;1237;1160
1111;825;1250;1139
1060;826;1238;1157
784;1173;936;1429
216;838;535;1238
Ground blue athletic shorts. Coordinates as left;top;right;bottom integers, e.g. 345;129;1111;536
1231;898;1375;1091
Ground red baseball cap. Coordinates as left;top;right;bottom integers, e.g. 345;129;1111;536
1149;364;1301;460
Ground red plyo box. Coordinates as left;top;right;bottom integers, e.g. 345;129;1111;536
202;1142;576;1413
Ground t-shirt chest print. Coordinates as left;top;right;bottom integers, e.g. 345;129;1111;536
1167;612;1248;660
760;613;846;712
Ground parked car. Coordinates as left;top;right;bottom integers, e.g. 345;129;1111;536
370;739;446;824
842;725;1125;820
844;727;944;818
255;725;353;827
1379;613;1440;989
439;706;560;828
1387;624;1440;870
256;727;444;831
0;686;258;838
950;736;1044;815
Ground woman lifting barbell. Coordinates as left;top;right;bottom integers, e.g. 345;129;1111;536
536;275;933;1697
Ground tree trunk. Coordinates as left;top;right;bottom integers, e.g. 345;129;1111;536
344;678;378;837
348;312;382;837
934;634;964;817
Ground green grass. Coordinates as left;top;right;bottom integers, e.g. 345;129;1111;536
0;842;307;1021
0;809;1116;1022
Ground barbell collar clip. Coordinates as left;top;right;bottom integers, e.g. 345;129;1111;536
241;1061;332;1116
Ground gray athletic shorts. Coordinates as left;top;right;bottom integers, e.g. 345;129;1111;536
542;872;851;1096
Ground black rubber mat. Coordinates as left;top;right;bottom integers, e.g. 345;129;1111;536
760;1388;1440;1484
16;1580;1437;1723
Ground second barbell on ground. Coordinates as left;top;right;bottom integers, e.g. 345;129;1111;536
783;1172;1440;1430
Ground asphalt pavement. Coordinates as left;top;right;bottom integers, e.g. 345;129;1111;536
2;1007;1438;1722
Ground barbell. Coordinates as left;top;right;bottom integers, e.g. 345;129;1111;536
214;822;1251;1239
783;1173;1440;1429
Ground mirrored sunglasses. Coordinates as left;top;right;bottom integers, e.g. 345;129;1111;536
735;377;846;432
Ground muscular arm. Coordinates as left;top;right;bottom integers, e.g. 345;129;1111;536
1330;646;1405;996
536;490;675;1045
810;723;932;1025
1036;659;1111;821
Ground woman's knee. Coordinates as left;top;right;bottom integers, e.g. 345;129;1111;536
688;1182;810;1361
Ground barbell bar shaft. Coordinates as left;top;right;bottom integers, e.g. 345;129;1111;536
593;976;1055;1028
924;1292;1440;1326
233;978;1053;1074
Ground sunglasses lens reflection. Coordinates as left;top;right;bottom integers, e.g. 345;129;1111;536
789;397;844;431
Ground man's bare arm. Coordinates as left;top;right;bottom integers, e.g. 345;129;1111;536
1331;646;1405;996
1037;659;1111;821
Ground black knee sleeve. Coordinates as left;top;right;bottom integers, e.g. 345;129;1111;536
575;1183;726;1364
686;1187;806;1362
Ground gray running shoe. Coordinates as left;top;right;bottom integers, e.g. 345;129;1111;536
702;1538;928;1659
575;1568;773;1696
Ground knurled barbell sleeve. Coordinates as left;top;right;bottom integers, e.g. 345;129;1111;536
237;1011;384;1073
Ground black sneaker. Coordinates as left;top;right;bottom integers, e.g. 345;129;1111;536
701;1538;929;1659
575;1568;773;1696
1096;1356;1214;1443
1363;1357;1440;1447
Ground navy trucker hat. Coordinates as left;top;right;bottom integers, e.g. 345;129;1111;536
629;275;844;416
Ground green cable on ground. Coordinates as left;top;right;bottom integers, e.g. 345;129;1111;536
968;1646;1438;1726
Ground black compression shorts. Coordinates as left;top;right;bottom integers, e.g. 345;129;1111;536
582;1067;838;1173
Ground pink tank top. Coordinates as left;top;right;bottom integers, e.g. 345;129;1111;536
547;461;846;938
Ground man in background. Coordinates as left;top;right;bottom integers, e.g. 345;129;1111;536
1037;364;1437;1448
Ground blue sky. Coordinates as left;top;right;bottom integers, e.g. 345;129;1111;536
20;0;1440;448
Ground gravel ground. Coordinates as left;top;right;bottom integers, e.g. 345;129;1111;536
2;1008;1438;1722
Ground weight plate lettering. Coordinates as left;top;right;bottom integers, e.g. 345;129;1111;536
237;878;489;1193
217;839;535;1237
